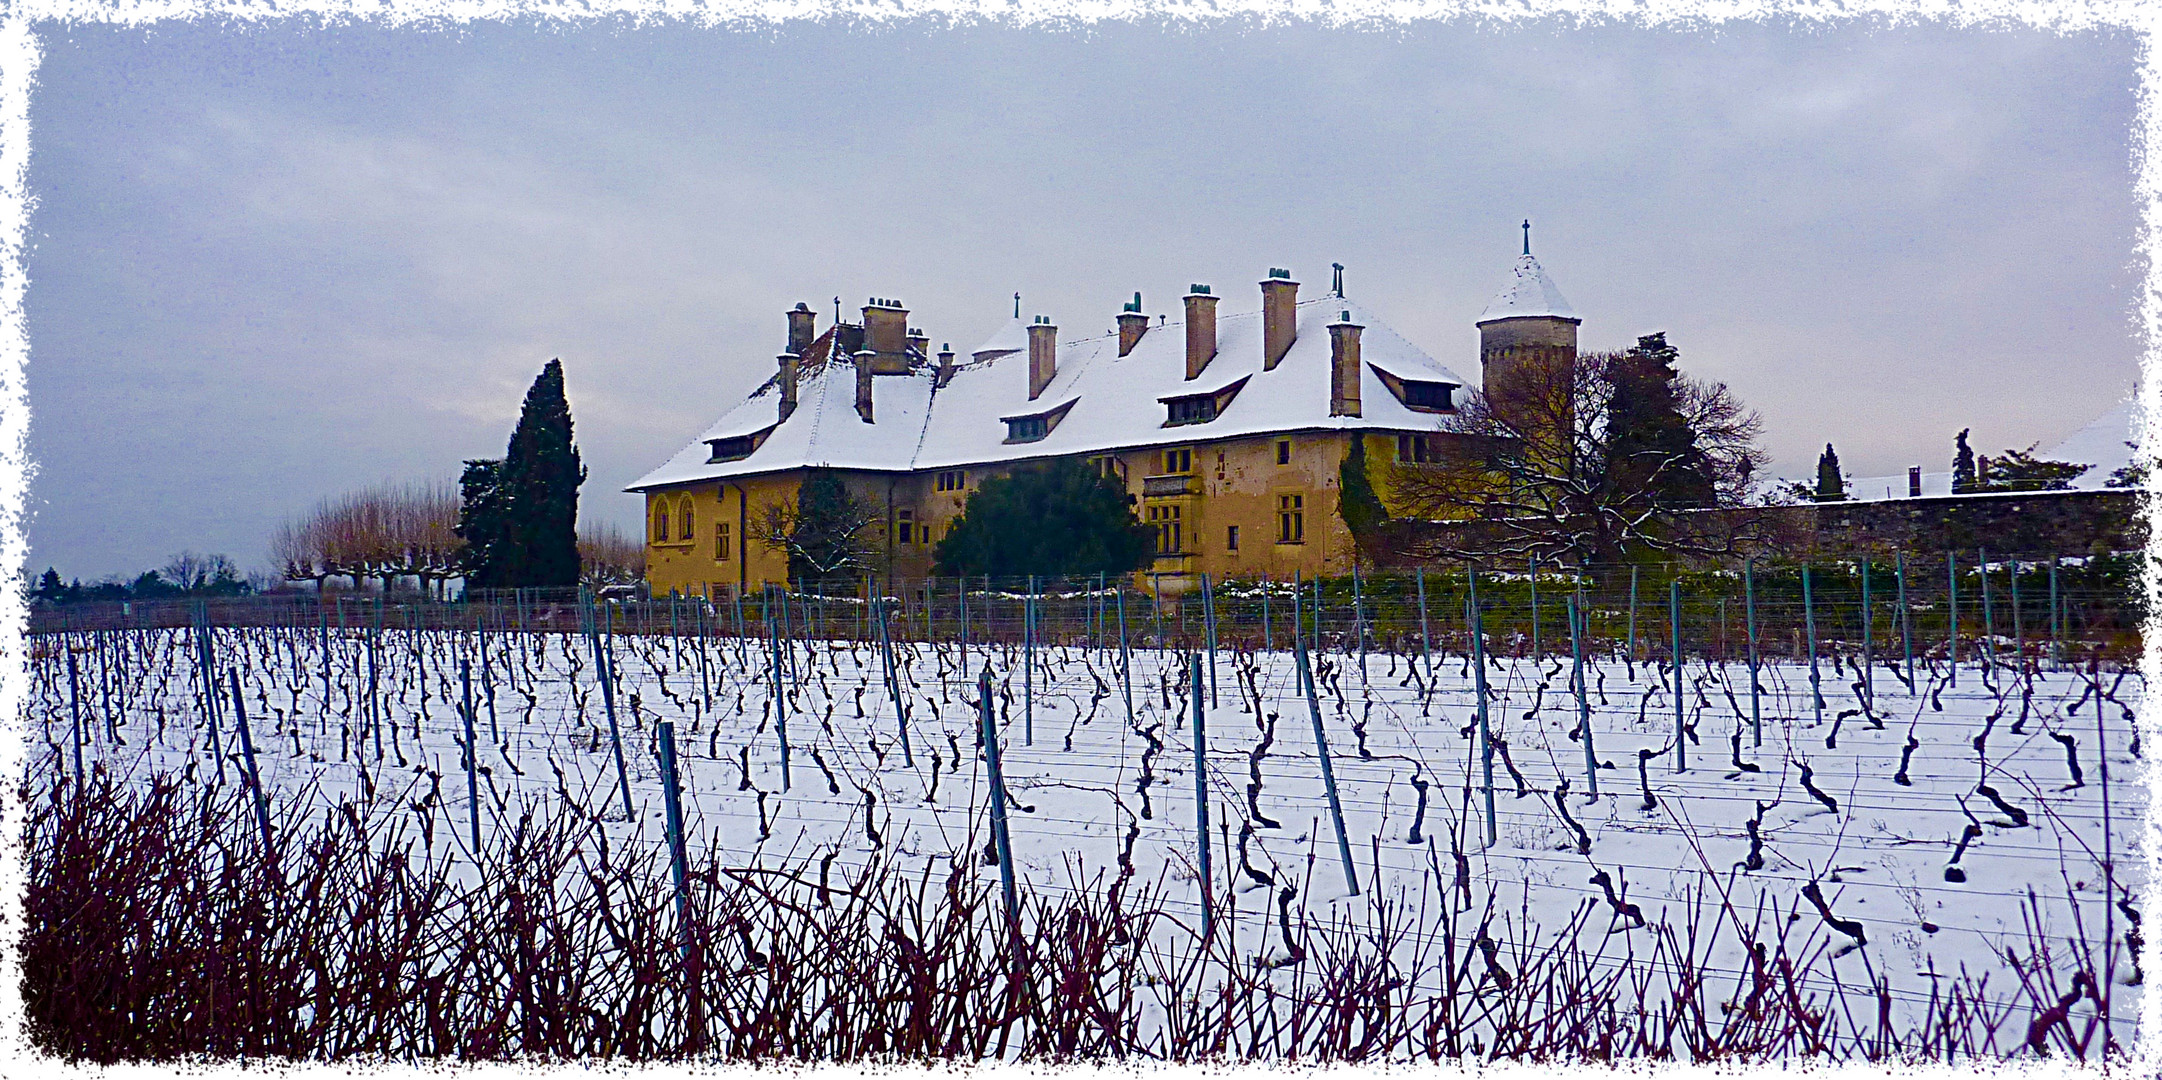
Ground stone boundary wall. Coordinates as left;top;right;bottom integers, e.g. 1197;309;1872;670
1378;488;2145;566
1746;488;2144;560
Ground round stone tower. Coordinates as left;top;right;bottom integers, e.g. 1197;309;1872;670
1475;223;1580;434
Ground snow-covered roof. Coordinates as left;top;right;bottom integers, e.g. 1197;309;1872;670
628;293;1476;491
630;353;937;491
1477;254;1578;324
1844;398;2142;503
970;316;1028;360
2041;399;2141;488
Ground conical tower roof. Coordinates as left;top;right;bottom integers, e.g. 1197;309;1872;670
971;292;1031;359
970;315;1029;360
1478;253;1578;324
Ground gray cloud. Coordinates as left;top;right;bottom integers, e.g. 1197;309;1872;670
26;19;2138;579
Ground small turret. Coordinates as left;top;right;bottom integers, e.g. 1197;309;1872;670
1476;221;1580;432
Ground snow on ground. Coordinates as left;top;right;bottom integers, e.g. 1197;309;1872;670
33;620;2146;1041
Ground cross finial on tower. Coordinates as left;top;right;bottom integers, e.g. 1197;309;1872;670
1522;219;1532;256
1014;292;1021;319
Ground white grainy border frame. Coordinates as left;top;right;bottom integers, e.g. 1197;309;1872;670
0;4;2152;1079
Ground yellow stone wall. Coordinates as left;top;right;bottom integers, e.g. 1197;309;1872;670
641;472;796;597
641;429;1438;596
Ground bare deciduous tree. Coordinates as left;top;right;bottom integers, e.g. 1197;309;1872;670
577;522;646;588
1386;349;1770;569
274;481;463;595
160;552;244;593
747;471;883;586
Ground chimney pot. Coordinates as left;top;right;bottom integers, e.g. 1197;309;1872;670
778;352;800;422
786;302;816;358
936;342;957;388
1116;296;1149;357
1183;287;1219;381
1260;271;1299;371
861;298;910;369
1027;319;1058;400
854;349;876;423
1328;313;1364;417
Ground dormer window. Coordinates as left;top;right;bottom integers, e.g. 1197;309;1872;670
1166;395;1217;425
704;423;777;463
998;398;1077;445
1370;365;1458;414
1402;381;1454;410
707;435;757;461
1158;375;1249;428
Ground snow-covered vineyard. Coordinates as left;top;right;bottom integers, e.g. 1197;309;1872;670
23;580;2151;1061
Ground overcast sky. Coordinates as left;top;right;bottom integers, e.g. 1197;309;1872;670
24;18;2141;581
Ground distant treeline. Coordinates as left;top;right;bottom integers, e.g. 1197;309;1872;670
32;552;258;605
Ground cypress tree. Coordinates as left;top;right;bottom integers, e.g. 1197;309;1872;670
455;459;508;588
1337;435;1391;539
1952;428;1977;493
461;359;585;589
1605;332;1715;509
1814;443;1847;502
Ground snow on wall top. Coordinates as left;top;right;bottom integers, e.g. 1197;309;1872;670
1477;254;1578;324
628;293;1474;492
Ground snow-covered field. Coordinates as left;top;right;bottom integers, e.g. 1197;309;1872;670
31;616;2148;1051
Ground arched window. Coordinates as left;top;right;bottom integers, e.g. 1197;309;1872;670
678;497;694;543
653;502;670;544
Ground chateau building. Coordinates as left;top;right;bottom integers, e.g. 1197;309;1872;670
629;237;1579;596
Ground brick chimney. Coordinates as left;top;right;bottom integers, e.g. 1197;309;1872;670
786;302;816;357
1117;292;1148;357
907;328;929;362
936;342;957;388
863;298;906;353
1328;309;1363;417
1027;316;1058;400
862;298;911;373
854;349;876;423
780;301;812;423
1184;285;1217;381
1261;269;1298;370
